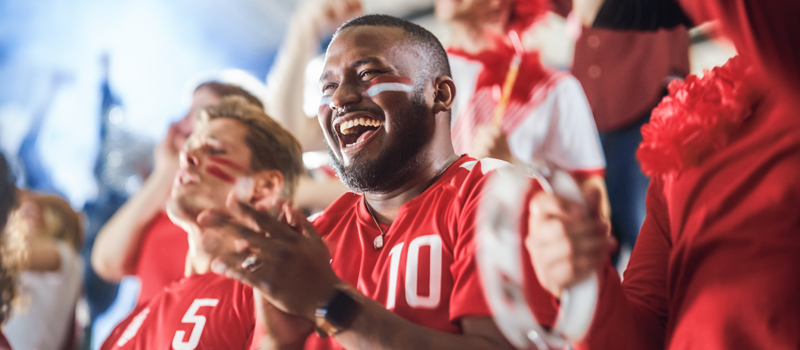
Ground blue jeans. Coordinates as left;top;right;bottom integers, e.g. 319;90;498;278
599;113;651;263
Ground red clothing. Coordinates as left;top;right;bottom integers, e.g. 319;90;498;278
572;27;690;131
447;47;606;175
0;331;11;350
135;211;188;305
100;273;256;350
576;90;800;349
306;156;500;349
525;2;800;349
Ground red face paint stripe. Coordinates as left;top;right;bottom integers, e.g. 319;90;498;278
208;156;246;172
206;165;236;184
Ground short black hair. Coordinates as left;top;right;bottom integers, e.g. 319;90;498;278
335;14;451;80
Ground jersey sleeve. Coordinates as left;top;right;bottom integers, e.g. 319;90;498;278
448;162;497;321
573;176;672;349
544;77;606;174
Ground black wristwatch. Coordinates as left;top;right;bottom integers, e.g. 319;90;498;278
314;287;362;337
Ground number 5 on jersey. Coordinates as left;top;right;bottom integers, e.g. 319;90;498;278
172;299;219;350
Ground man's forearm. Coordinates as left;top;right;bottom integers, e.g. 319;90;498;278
330;288;514;350
265;12;320;138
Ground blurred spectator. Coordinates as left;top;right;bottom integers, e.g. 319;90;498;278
436;0;609;217
524;1;800;349
265;0;362;152
264;0;360;212
15;72;71;198
91;82;263;308
3;191;83;350
552;0;690;267
0;152;21;349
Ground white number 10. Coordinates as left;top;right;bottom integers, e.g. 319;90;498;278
172;298;219;349
386;234;443;310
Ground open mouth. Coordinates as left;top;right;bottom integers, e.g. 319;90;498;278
337;117;382;148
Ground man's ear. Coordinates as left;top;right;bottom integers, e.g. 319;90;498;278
432;76;456;115
247;170;286;212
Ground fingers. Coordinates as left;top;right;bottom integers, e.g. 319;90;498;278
210;250;275;289
472;124;511;161
237;200;298;242
583;185;603;220
530;191;582;221
527;190;611;297
222;187;297;242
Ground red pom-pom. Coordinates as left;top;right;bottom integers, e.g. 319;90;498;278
636;56;753;177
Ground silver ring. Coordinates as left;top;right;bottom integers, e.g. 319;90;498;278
241;254;262;272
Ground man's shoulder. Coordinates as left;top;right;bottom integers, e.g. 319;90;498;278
440;157;516;197
310;192;361;229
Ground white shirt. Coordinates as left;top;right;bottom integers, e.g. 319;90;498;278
4;241;83;350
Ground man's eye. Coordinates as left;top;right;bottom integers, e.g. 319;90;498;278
359;70;378;79
206;146;226;155
322;83;337;93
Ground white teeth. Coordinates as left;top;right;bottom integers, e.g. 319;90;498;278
339;118;382;135
345;138;368;147
180;176;189;184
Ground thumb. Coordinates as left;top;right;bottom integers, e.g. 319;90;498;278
584;186;603;220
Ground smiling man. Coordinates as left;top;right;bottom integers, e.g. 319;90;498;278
98;97;303;350
209;14;516;350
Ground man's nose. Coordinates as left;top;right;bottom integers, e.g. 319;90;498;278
329;82;362;112
180;150;199;168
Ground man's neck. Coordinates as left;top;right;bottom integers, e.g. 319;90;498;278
447;18;508;54
183;225;216;277
364;152;460;225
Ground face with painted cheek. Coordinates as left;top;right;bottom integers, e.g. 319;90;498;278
168;118;252;227
174;86;222;138
319;26;435;193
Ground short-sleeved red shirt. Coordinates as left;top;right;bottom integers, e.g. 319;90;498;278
100;273;256;350
135;211;189;305
305;156;505;349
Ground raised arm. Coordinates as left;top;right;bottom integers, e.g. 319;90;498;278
525;177;671;349
265;0;362;152
91;124;184;282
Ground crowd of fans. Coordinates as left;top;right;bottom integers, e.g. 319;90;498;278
1;0;798;349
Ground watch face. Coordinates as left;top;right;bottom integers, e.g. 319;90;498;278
322;289;361;332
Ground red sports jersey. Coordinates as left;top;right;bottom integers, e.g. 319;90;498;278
305;156;506;349
100;273;256;350
135;211;189;305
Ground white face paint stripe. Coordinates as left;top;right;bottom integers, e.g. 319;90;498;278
319;95;332;107
366;83;414;97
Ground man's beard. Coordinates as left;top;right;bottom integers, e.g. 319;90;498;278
328;93;433;194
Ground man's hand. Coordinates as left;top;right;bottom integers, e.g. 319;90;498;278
153;122;190;177
254;290;315;349
525;189;614;298
205;197;341;321
302;0;363;38
472;125;513;162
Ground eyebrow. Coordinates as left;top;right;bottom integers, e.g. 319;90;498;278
319;56;384;83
